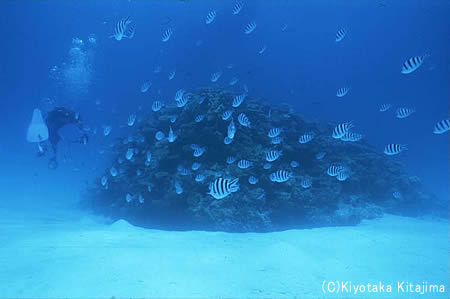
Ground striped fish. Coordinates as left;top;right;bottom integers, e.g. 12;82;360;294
271;136;283;145
232;2;243;15
379;104;392;112
110;166;118;177
237;159;252;169
144;151;152;167
177;165;191;176
140;81;151;93
161;28;173;42
268;128;281;138
208;178;239;199
195;174;206;182
193;147;206;157
340;132;363;142
222;110;233;120
111;16;133;41
244;21;257;34
258;45;267;54
232;94;246;108
175;181;183;195
195;114;205;123
191;162;201;171
152;101;163;112
409;176;421;183
227;117;236;139
224;136;234;145
335;28;347;42
167;126;177;143
336;87;350;98
401;55;427;74
433;119;450;134
265;150;282;162
332;121;354;139
101;176;108;186
393;191;403;199
269;170;291;183
238;113;251;128
210;71;222;82
154;65;162;73
103;125;112;136
146;151;152;163
127;113;136;126
206;11;216;24
300;177;312;189
229;77;239;86
248;176;259;185
298;132;314;144
176;94;189;108
327;165;344;177
384;144;407;155
155;131;165;141
396;107;415;119
168;70;176;80
174;89;186;107
169;115;177;123
125;148;134;160
125;193;133;203
226;156;236;164
315;152;326;160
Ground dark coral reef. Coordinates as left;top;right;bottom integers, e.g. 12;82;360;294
84;88;442;232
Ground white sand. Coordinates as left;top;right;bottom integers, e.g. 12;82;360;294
0;209;448;298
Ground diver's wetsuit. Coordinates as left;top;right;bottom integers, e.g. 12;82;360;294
44;107;87;168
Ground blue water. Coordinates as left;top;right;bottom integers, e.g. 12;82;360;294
1;0;448;203
0;0;448;297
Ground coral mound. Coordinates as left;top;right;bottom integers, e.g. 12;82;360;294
85;88;441;232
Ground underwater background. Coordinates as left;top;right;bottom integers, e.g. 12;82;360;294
0;0;448;298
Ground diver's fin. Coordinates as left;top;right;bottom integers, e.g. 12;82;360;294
27;108;49;143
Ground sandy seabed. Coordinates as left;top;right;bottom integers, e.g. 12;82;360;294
0;208;448;299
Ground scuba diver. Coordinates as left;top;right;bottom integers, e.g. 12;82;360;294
39;107;89;169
